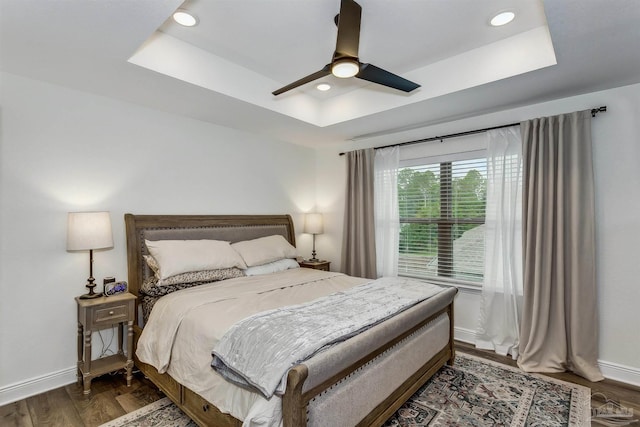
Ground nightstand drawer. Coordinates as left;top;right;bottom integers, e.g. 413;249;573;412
94;304;129;325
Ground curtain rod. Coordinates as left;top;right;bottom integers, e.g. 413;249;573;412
338;106;607;156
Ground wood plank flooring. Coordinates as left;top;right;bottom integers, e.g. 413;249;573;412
0;372;164;427
1;342;638;426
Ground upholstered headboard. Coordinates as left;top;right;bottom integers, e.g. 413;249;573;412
124;214;296;302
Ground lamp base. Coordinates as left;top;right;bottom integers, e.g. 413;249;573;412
309;242;321;264
79;281;102;299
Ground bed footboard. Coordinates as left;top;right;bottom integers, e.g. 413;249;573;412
283;288;457;427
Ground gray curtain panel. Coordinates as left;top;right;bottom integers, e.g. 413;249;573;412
342;148;377;279
518;110;603;382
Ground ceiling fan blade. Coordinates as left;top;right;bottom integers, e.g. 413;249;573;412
356;63;420;93
272;65;331;96
334;0;361;60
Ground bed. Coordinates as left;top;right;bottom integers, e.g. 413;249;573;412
125;213;457;427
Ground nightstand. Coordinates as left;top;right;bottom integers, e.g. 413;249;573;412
76;292;136;394
298;260;331;271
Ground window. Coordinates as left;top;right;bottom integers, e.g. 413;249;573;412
398;155;487;285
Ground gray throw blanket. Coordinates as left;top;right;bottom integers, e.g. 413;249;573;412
211;277;443;398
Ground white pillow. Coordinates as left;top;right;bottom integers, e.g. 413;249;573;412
244;258;300;276
231;235;298;267
145;239;247;280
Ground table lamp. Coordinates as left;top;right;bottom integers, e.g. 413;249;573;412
67;211;114;299
304;213;323;262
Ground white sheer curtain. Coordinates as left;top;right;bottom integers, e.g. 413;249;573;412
374;146;399;277
476;126;523;359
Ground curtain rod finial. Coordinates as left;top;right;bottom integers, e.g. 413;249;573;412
591;106;607;117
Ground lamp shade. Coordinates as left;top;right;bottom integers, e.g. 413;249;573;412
67;211;114;251
304;213;324;235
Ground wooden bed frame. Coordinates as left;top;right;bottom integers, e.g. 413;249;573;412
125;213;457;427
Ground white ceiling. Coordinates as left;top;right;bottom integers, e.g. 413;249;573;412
131;0;556;127
1;0;639;147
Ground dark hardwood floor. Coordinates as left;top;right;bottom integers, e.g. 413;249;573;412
0;372;164;427
2;342;638;426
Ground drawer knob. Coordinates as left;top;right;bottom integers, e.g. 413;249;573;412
109;310;114;315
203;404;209;412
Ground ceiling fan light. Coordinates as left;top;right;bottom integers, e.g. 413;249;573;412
332;59;360;78
173;10;198;27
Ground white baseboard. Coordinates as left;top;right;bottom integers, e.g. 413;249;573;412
0;366;76;406
598;359;640;387
453;326;477;344
454;326;640;387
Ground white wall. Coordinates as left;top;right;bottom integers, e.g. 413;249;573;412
0;72;318;403
316;82;640;386
2;71;638;404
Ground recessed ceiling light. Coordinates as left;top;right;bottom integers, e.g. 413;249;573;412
173;9;198;27
490;11;515;27
316;83;331;91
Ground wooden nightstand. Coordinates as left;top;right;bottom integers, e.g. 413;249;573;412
76;292;136;394
298;260;331;271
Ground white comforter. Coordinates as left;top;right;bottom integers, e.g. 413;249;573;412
212;277;444;399
136;268;367;426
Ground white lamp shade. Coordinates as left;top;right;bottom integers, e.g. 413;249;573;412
304;213;324;235
67;211;114;251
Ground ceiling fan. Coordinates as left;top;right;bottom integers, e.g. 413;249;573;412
272;0;420;96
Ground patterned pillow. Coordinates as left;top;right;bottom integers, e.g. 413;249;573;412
144;254;245;286
144;254;160;277
141;277;194;297
140;267;246;297
141;295;158;324
159;267;245;286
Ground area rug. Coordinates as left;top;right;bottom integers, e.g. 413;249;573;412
100;352;590;427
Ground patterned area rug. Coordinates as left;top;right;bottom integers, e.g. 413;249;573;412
384;353;590;426
100;352;590;427
100;397;197;427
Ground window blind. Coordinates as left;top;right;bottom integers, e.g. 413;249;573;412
398;157;487;284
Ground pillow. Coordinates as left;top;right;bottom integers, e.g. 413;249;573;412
144;254;160;277
244;258;300;276
140;295;158;324
140;276;188;297
140;267;245;295
160;267;245;287
231;235;298;267
145;239;247;280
